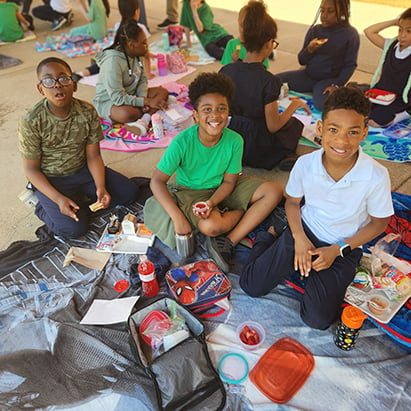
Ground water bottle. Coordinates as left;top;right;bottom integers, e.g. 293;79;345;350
157;54;168;76
162;31;170;51
151;113;164;139
138;255;159;297
334;306;367;351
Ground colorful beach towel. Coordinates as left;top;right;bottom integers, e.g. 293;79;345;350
35;30;115;58
281;93;411;163
99;82;194;152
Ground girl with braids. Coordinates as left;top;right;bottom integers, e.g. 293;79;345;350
278;0;359;111
220;0;310;171
93;19;169;124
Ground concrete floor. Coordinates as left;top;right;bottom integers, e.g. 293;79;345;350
0;0;409;251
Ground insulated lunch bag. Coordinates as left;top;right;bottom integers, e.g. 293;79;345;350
128;297;226;411
165;260;232;317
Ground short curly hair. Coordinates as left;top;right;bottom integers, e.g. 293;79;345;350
188;72;235;109
322;86;371;123
36;57;72;77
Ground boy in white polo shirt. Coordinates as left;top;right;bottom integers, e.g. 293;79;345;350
240;87;394;330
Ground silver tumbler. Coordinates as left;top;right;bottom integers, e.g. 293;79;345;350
175;232;196;257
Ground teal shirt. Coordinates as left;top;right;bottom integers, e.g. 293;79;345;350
157;124;243;189
0;3;24;42
69;0;107;40
221;38;269;69
180;1;228;48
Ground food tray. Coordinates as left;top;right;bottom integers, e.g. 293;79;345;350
365;88;396;106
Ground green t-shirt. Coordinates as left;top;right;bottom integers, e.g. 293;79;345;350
157;124;243;189
180;1;228;48
221;38;269;69
0;3;24;42
18;98;103;177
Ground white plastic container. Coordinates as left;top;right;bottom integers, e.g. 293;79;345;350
151;113;164;139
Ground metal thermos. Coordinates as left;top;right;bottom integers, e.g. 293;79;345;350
175;232;196;258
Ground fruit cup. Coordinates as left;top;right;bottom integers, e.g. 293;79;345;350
193;201;209;216
237;321;266;351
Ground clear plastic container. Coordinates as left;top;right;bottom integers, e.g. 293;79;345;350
236;321;265;351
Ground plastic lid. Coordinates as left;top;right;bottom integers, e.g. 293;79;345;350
139;310;170;346
218;353;249;384
114;279;129;293
341;306;367;329
249;337;314;404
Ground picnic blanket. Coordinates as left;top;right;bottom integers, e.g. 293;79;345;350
78;64;196;88
35;30;115;58
0;181;409;410
281;93;411;163
99;82;194;152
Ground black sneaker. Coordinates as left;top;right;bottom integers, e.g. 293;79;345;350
23;13;34;31
157;18;178;29
205;236;233;274
268;206;288;237
51;16;67;31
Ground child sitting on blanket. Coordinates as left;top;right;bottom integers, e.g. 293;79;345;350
74;0;153;80
220;1;269;69
240;87;393;330
69;0;110;41
277;0;359;111
18;57;139;239
144;72;283;274
180;0;233;60
0;0;30;42
93;19;168;127
364;7;411;128
220;0;311;171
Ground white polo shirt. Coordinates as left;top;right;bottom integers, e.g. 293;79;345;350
286;148;394;244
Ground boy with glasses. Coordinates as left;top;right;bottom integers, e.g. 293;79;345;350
18;57;139;239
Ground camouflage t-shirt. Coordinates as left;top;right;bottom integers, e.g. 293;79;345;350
18;98;103;177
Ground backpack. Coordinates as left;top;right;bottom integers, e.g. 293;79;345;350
165;260;232;318
166;51;188;74
128;296;226;411
167;25;184;47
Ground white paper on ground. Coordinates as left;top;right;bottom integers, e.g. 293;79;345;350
80;296;139;325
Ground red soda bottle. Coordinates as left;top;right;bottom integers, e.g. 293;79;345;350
138;255;159;297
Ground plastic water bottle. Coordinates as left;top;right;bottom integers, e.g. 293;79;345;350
157;54;168;76
334;306;367;351
162;32;170;51
138;255;159;297
151;113;164;139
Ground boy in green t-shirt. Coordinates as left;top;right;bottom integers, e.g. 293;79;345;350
144;72;283;273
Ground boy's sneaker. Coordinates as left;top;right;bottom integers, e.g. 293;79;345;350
66;11;74;26
205;236;233;274
268;206;288;237
18;187;38;208
51;16;67;31
157;18;177;29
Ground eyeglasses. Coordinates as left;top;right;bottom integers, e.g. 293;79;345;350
272;39;279;50
38;76;74;88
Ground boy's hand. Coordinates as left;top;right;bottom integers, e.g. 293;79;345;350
289;97;311;115
294;235;315;277
309;245;340;271
96;188;111;208
57;196;80;222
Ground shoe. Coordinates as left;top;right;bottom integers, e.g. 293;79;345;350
205;236;233;274
66;11;74;25
22;13;35;31
268;206;288;237
51;16;67;31
278;154;298;172
71;72;83;82
157;18;178;29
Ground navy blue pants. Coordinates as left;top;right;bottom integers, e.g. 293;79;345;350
240;226;362;330
34;166;139;239
205;35;234;60
277;69;339;111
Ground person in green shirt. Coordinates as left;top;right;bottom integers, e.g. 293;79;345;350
144;72;283;273
0;0;30;42
180;0;233;60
